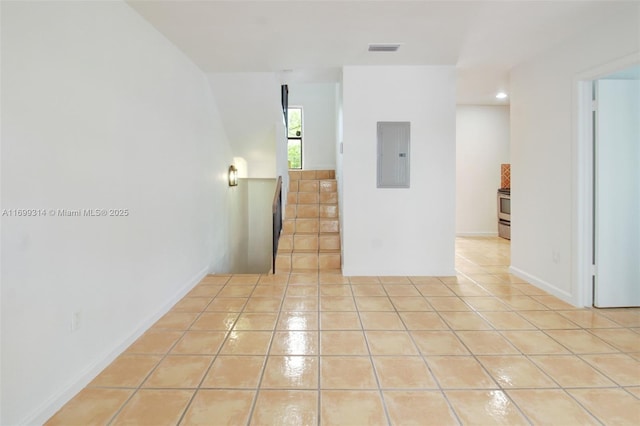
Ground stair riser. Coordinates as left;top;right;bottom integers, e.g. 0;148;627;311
294;235;319;251
278;235;339;250
274;262;341;272
282;219;340;234
319;235;340;251
319;253;341;270
285;205;339;219
289;179;337;194
289;170;335;180
286;188;338;204
275;253;342;272
298;193;319;204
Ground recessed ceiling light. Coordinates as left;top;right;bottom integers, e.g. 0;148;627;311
368;43;402;52
496;92;508;99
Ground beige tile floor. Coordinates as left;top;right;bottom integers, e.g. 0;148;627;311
47;237;640;425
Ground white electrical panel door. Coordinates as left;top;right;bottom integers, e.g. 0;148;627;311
377;122;410;188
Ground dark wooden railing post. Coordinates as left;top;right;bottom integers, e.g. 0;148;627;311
272;176;283;274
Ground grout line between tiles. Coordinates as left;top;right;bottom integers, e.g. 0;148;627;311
355;282;396;425
103;278;233;425
244;271;297;426
396;308;465;425
173;275;252;426
48;236;640;425
548;388;605;426
422;277;539;424
316;271;323;426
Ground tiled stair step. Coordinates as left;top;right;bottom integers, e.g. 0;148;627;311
289;179;337;195
319;219;339;233
286;193;338;206
285;205;339;219
282;219;340;234
319;234;341;250
278;234;341;252
288;192;319;204
289;170;335;181
275;251;342;271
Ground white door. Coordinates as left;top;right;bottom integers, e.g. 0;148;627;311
594;79;640;307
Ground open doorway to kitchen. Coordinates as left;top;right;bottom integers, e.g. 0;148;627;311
455;105;511;252
287;107;303;169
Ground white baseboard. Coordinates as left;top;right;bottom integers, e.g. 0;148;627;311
456;232;499;237
508;265;577;307
24;265;209;426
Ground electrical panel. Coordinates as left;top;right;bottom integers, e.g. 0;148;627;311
377;121;410;188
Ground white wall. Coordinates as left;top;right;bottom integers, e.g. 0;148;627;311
510;6;639;305
228;178;277;274
207;72;281;178
227;181;249;273
231;179;276;274
342;66;456;276
248;179;277;272
336;81;345;264
1;2;236;424
456;106;510;235
288;83;337;170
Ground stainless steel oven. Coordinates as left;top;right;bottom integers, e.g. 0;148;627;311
498;189;510;222
497;189;510;239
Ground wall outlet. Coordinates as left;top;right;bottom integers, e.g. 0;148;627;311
71;310;82;332
552;249;560;264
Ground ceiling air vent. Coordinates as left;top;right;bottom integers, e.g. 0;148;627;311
368;43;401;52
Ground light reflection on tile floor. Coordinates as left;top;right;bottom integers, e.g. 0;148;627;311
47;237;640;425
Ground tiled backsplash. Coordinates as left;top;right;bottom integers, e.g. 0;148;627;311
501;163;511;189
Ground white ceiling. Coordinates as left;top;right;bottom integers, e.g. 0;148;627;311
127;0;638;104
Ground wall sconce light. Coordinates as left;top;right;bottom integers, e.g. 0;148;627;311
228;165;238;187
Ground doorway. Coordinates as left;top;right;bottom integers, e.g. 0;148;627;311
576;60;640;308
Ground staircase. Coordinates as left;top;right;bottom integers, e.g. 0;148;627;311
275;170;341;272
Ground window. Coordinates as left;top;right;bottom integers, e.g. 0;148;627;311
287;107;302;169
